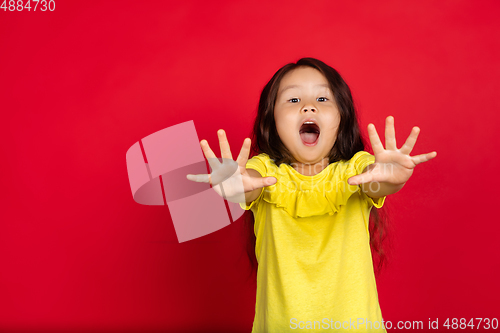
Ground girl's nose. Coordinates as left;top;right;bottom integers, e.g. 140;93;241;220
302;106;317;113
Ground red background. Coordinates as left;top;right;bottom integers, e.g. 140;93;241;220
1;1;499;332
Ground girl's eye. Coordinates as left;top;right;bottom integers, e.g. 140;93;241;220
317;97;328;102
289;98;300;103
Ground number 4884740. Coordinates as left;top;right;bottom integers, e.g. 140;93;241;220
1;0;55;11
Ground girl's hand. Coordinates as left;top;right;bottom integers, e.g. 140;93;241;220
186;129;277;203
348;116;437;188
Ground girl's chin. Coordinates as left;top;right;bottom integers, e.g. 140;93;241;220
293;148;328;162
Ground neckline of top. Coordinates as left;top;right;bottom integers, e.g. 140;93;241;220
280;161;337;181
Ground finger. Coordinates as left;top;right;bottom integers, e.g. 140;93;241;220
200;139;220;171
186;173;211;184
218;129;233;160
236;138;251;169
385;116;397;150
400;127;420;155
368;123;385;155
200;139;217;159
347;172;375;186
251;176;277;190
411;151;437;166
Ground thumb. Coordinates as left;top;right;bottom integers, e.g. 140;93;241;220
348;173;375;186
254;176;277;189
347;176;359;186
265;177;277;186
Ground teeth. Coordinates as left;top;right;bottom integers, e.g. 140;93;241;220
304;121;315;124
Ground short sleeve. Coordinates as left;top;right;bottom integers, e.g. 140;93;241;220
351;151;376;175
363;192;386;208
238;154;269;211
350;151;386;209
245;154;268;177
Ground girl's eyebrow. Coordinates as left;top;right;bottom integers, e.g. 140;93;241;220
279;83;330;94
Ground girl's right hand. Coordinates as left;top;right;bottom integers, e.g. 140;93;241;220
186;129;277;203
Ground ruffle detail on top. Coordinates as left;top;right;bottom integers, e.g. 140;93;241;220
247;151;377;218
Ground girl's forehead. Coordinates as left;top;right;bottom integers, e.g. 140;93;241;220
278;67;331;94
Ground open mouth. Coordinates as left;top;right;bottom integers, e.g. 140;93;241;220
299;121;320;146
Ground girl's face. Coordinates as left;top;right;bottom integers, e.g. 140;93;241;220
274;66;340;167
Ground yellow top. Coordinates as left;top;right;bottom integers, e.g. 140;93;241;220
240;151;387;332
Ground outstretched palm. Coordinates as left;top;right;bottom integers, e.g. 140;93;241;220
186;129;277;203
348;116;437;186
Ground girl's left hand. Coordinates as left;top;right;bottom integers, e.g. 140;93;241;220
347;116;437;186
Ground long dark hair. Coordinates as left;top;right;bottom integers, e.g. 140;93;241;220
242;57;390;281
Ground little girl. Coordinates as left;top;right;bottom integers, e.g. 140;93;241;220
187;58;436;332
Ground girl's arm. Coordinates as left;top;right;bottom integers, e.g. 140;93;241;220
245;168;265;204
359;163;406;198
348;116;437;198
